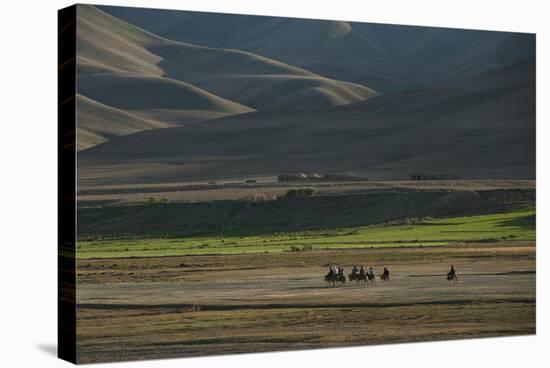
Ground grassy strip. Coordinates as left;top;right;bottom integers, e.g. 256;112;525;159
76;210;535;259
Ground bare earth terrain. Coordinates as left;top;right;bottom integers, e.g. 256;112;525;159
77;179;535;207
76;242;535;363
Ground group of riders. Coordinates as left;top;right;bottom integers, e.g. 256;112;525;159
325;264;457;285
325;264;389;285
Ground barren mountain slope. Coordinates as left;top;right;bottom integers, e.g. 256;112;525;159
101;5;535;92
76;94;169;151
77;5;378;110
78;59;535;184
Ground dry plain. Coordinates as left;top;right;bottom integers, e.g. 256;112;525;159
76;242;535;363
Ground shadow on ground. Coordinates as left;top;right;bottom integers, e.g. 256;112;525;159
36;343;57;357
496;214;535;231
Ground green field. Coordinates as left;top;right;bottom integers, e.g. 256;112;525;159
76;210;535;259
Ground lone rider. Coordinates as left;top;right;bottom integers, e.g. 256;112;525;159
448;265;456;278
383;267;390;278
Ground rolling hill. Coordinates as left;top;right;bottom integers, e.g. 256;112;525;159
101;5;535;93
74;5;534;184
77;5;378;112
76;94;169;150
78;58;535;184
77;73;255;127
75;5;380;150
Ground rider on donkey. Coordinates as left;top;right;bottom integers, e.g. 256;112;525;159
447;265;456;280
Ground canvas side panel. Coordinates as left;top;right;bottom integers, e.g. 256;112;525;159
58;4;77;364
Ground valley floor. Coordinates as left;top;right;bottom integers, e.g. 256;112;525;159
76;242;535;363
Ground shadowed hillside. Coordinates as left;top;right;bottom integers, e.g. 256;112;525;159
101;5;535;92
75;4;534;183
77;73;255;126
75;5;380;150
77;5;378;114
76;94;168;150
79;58;535;184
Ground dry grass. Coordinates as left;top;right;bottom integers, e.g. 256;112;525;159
76;242;535;363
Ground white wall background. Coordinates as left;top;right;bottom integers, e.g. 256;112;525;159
0;0;547;366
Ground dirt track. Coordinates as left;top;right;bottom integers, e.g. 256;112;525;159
76;242;535;363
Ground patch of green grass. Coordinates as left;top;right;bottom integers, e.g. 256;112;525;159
76;210;535;259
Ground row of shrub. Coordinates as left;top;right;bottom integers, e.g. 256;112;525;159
284;188;316;198
145;187;316;205
289;244;313;252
